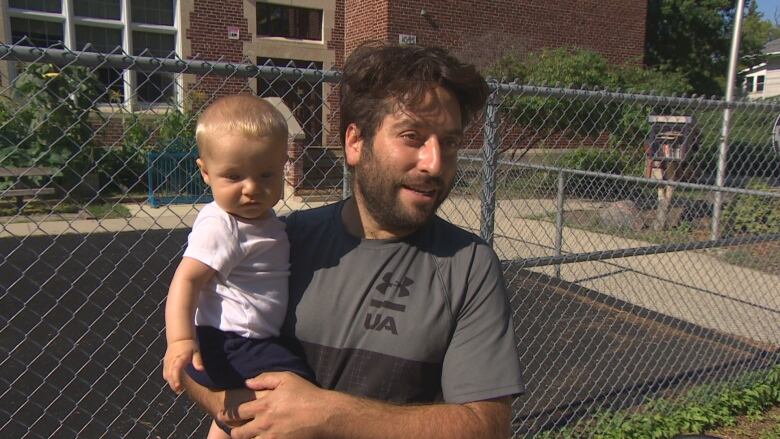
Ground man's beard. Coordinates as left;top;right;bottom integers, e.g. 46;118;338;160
352;142;452;234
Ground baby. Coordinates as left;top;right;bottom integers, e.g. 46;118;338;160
163;95;312;438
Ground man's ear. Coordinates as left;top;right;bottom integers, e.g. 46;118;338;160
344;123;364;167
196;158;211;186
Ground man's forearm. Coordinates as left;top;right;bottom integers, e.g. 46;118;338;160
321;393;511;439
231;373;511;439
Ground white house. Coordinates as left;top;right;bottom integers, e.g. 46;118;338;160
741;38;780;99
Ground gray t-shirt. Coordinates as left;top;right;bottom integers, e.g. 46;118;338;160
282;200;524;404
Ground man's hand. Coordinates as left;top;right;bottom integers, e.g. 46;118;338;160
224;371;512;439
229;372;335;439
163;339;204;393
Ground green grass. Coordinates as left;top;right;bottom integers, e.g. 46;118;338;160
537;366;780;439
0;200;80;217
0;200;131;219
84;203;131;219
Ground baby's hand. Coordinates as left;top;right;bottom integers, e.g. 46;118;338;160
163;339;204;393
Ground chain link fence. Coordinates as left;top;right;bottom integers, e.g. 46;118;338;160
1;44;778;438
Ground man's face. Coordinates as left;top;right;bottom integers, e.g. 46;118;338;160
351;85;463;233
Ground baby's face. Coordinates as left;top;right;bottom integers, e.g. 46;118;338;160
197;134;288;220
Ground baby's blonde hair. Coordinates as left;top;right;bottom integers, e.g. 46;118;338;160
196;95;288;156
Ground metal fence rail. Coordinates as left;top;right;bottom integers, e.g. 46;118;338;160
1;44;778;438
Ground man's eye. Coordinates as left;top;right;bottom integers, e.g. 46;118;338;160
260;171;274;178
226;174;241;181
443;139;462;150
401;132;421;144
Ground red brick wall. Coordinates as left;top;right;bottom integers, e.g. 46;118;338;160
344;0;391;55
187;0;252;100
335;0;645;152
384;0;646;70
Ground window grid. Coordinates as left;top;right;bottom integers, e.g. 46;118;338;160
9;0;61;14
10;16;64;47
73;0;121;20
8;0;180;108
131;0;174;26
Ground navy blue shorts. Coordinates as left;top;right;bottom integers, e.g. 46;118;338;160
185;325;315;389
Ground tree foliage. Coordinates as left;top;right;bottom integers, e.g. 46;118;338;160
0;63;102;169
646;0;780;96
486;47;691;152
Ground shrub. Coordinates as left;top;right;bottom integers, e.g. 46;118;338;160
486;47;691;151
96;108;199;194
5;64;103;172
723;179;780;236
556;148;647;200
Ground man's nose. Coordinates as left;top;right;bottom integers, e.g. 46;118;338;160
418;136;443;176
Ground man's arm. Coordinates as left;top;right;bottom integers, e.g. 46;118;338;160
229;372;512;439
182;372;511;438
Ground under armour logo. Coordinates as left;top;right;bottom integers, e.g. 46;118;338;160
365;273;414;335
376;273;413;297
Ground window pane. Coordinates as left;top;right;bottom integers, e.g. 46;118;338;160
10;17;64;47
74;0;120;20
131;0;174;26
257;3;322;40
75;25;122;53
136;72;175;104
9;0;61;13
757;76;765;92
93;67;125;103
258;57;323;145
132;31;176;58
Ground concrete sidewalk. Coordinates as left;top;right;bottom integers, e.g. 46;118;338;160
0;194;330;238
438;196;780;347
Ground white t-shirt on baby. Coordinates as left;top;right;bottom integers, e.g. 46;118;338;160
183;202;289;339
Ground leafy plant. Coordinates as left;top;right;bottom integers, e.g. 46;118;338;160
556;148;647;201
538;366;780;438
723;179;780;236
84;203;130;219
486;47;691;153
4;64;103;168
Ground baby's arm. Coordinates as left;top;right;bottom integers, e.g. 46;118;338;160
163;257;216;393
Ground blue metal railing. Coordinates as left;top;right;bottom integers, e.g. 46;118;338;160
147;151;213;207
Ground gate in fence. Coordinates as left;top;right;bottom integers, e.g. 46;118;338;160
1;44;778;438
147;151;212;208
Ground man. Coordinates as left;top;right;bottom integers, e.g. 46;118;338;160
183;43;524;438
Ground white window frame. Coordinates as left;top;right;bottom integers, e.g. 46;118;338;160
756;74;766;93
8;0;183;111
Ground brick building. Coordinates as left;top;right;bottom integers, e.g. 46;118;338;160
1;0;646;192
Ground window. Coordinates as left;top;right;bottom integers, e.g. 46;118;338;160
74;0;121;20
76;25;124;102
10;17;63;47
131;0;175;26
76;25;122;53
133;32;176;104
757;75;765;92
9;0;60;13
8;0;180;108
257;3;322;40
258;58;323;146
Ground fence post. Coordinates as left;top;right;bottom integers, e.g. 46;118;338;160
480;90;500;246
555;170;566;278
712;0;745;240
